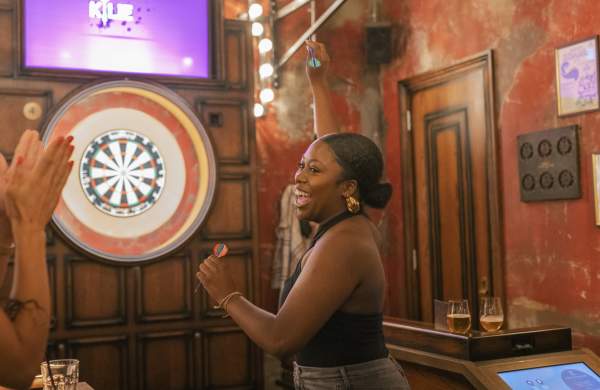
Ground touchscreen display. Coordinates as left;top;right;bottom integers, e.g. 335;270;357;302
23;0;210;78
498;362;600;389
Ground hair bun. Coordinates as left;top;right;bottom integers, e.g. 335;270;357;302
363;182;392;209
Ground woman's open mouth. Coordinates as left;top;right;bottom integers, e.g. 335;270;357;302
294;188;311;207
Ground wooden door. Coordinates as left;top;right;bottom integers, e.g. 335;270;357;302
400;52;503;325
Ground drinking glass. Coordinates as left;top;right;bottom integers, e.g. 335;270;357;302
40;359;79;390
479;296;504;332
446;299;471;334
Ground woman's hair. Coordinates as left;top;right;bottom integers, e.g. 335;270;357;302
321;133;392;209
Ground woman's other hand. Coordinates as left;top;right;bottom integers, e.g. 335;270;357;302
196;255;237;303
0;153;12;245
305;40;330;85
4;131;74;233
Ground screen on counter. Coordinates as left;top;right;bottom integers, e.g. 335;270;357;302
23;0;210;78
498;362;600;389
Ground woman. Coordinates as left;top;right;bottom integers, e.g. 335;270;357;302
197;41;410;389
0;130;74;389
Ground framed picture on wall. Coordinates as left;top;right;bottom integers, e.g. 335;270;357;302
555;36;600;116
593;154;600;226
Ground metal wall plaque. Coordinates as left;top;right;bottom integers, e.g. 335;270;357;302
517;125;580;202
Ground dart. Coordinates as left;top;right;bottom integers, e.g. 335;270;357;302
194;243;229;294
213;242;229;257
307;46;321;68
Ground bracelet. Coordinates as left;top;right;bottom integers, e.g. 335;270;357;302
0;243;15;257
213;291;243;318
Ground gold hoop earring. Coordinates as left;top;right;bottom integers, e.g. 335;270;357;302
345;195;360;214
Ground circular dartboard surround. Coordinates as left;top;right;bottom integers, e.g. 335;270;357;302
42;80;217;262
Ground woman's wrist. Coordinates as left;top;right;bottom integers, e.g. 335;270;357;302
11;222;45;244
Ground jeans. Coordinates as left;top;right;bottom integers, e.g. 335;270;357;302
293;355;411;389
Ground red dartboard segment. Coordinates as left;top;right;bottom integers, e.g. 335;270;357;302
44;80;216;263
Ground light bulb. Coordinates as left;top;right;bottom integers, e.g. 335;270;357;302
259;63;274;79
258;38;273;53
259;88;275;103
248;3;263;20
254;103;265;117
251;22;264;37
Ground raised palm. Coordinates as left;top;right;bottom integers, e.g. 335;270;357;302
0;153;11;242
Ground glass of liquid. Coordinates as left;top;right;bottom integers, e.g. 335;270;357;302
41;359;79;390
479;296;504;332
446;299;471;334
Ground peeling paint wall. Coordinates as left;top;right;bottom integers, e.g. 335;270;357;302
226;0;600;355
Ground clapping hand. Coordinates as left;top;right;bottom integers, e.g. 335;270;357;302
4;130;74;233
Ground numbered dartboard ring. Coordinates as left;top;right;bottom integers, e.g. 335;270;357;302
42;80;217;263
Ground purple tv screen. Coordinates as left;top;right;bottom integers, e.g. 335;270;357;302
23;0;210;78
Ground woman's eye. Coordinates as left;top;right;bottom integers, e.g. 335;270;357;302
297;162;305;170
309;167;319;173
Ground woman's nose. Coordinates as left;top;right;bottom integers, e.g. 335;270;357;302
294;169;306;183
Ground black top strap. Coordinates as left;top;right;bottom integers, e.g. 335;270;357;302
307;210;358;251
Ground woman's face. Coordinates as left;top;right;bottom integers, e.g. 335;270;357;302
294;140;347;222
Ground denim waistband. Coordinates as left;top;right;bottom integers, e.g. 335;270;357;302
293;355;394;379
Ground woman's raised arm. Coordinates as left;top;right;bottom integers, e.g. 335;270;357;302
305;41;340;138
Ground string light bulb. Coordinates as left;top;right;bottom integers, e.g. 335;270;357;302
254;103;265;117
259;63;274;79
258;38;273;53
248;3;263;20
259;88;275;104
251;22;264;37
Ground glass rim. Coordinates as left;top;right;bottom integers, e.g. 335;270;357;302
41;359;80;367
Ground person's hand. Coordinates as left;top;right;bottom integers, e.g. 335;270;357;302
196;255;237;303
0;153;12;245
0;130;43;244
4;131;74;233
305;40;330;85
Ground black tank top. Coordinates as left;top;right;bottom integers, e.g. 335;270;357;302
279;211;388;367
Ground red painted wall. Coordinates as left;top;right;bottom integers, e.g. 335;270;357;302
226;0;600;354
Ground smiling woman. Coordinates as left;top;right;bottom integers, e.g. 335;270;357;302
196;41;410;389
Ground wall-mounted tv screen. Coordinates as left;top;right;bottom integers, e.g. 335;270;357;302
498;362;600;389
23;0;211;78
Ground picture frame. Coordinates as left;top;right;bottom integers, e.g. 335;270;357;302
555;36;600;116
593;154;600;226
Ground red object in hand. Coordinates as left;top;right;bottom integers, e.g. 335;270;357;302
212;242;228;258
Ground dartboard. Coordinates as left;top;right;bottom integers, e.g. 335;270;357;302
42;80;217;263
80;130;166;217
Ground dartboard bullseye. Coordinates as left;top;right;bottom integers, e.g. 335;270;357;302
80;130;166;217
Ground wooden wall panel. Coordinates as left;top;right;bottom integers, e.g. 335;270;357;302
0;89;52;156
65;256;126;327
224;20;248;89
0;4;14;76
137;331;194;390
136;254;192;322
201;249;253;318
204;329;252;388
197;99;250;164
202;174;252;239
67;336;128;390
